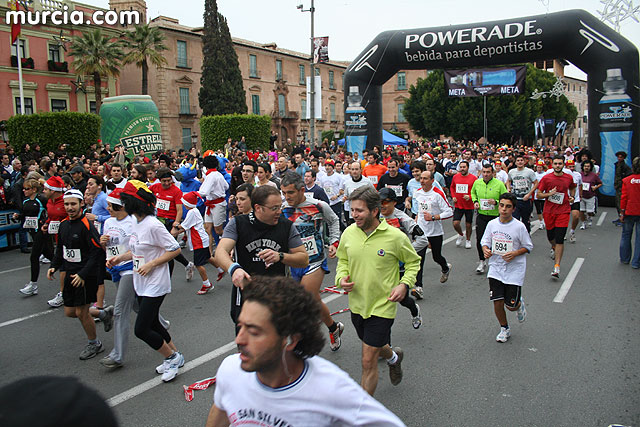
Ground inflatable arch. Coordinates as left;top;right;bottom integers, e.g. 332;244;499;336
343;9;638;198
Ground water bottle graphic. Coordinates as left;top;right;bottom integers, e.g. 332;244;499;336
449;69;516;87
345;86;367;157
599;68;633;196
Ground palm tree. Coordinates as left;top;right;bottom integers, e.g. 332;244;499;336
70;29;124;113
122;24;168;95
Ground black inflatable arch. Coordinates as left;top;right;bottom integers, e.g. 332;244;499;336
343;9;639;198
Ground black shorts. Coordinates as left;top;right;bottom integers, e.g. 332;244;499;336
546;226;567;244
351;312;394;348
534;199;544;215
62;274;98;307
193;247;211;267
571;202;580;211
453;208;474;223
489;278;522;308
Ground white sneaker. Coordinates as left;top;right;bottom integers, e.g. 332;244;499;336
47;292;63;307
569;232;576;243
185;262;195;281
455;235;464;247
411;304;422;329
551;265;560;279
539;221;545;230
588;219;593;227
517;298;526;323
465;240;472;249
496;327;511;342
19;283;38;296
411;286;424;300
476;260;485;274
161;352;185;382
579;223;586;230
549;248;555;260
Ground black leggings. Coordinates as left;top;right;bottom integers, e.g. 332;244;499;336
135;295;171;350
476;214;497;261
415;235;448;288
29;231;54;282
399;284;418;317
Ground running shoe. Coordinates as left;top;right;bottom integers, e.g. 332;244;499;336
539;221;545;230
569;232;576;243
588;219;593;227
216;267;225;282
517;298;526;323
411;305;422;329
102;305;114;332
79;341;104;360
465;240;472;249
185;262;196;281
549;248;555;260
47;292;63;308
455;234;464;247
440;263;452;283
411;286;424;300
197;284;213;295
19;283;38;296
476;260;485;274
329;322;344;351
155;350;185;374
579;223;586;230
496;327;511;343
161;352;185;382
99;356;123;369
551;265;560;279
39;255;51;264
388;347;404;385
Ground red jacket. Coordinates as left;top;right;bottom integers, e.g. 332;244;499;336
621;173;640;216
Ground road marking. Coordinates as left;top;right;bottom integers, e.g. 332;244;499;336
0;308;57;328
530;220;541;236
553;257;585;303
597;211;607;226
0;265;30;275
107;341;237;407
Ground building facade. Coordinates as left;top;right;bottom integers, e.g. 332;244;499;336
563;76;588;147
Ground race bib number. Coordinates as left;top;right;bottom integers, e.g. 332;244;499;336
368;175;378;185
492;237;513;255
156;199;170;211
24;216;38;229
513;179;528;190
455;184;468;194
549;192;564;204
582;183;590;192
63;246;81;263
94;221;102;234
304;192;314;200
301;235;319;256
48;221;60;234
479;199;493;210
132;254;146;273
386;185;402;197
106;244;126;260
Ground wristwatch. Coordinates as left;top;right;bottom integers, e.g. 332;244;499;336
279;252;285;262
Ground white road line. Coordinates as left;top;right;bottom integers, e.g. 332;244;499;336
597;211;608;226
553;257;585;303
530;220;541;236
0;266;30;275
0;308;57;328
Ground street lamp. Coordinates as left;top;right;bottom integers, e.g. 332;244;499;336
297;1;315;149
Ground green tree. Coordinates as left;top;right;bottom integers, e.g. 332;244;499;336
70;29;124;113
122;24;168;95
199;0;247;115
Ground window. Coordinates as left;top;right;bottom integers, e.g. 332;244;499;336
301;99;307;119
397;103;405;122
299;64;305;84
276;59;282;80
51;99;67;112
11;40;26;58
251;94;260;115
48;45;61;62
177;40;188;68
249;54;258;78
397;72;406;90
278;94;286;117
182;128;192;150
329;70;334;89
179;88;190;114
89;101;97;114
15;97;33;114
330;103;336;121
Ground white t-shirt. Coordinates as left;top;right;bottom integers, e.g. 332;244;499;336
181;208;209;250
480;217;533;286
214;354;405;427
496;170;509;184
570;170;582;203
103;215;134;276
199;170;229;201
534;171;546;199
319;172;345;206
413;186;453;237
129;215;181;297
343;176;374;216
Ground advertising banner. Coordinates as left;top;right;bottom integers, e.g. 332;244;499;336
445;66;526;97
313;37;329;64
305;76;322;120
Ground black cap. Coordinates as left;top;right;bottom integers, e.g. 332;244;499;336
70;165;84;174
615;151;627;158
378;187;397;202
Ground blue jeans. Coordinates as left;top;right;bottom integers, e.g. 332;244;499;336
620;215;640;268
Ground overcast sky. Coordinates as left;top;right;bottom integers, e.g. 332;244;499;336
90;0;640;79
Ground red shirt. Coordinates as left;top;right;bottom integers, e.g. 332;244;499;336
621;174;640;216
150;183;183;220
46;195;67;223
538;172;576;215
450;172;477;210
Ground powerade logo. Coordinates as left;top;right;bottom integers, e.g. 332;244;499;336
404;20;540;49
346;114;367;127
600;105;632;120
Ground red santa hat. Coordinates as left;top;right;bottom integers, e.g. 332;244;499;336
44;176;65;192
106;188;123;206
181;191;201;209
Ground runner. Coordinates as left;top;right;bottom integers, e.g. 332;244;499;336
280;172;344;350
46;189;106;360
233;183;253;216
565;160;583;243
336;186;421;396
405;160;426;219
533;160;547;229
198;155;229;249
471;164;507;274
537;156;576;279
481;193;533;343
205;276;404;427
42;176;68;308
377;157;410;211
450;160;476;249
318;159;345;231
343;161;374;225
579;160;602;229
507;154;538;233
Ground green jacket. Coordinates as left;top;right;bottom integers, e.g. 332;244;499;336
471;177;507;216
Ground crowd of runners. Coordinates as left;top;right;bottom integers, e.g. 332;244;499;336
1;137;639;425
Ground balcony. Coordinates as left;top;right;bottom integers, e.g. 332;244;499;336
47;60;69;73
249;69;261;79
179;105;197;116
10;56;34;69
271;110;299;120
177;58;192;69
395;83;407;91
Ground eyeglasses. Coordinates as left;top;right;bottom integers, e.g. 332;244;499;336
260;204;282;212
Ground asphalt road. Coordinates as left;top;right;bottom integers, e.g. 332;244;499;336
0;206;638;427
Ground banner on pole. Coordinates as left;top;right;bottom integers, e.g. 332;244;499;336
445;66;526;97
313;37;329;64
10;0;22;44
305;76;322;120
